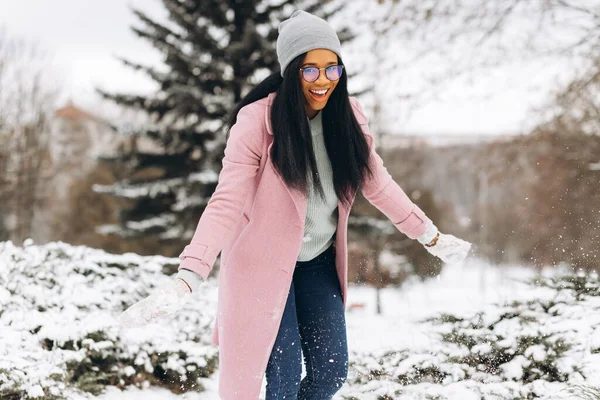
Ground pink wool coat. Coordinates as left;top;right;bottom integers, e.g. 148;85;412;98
178;92;431;399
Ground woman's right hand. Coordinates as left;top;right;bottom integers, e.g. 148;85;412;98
424;232;472;264
119;278;192;329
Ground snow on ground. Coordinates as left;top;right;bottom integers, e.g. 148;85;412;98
96;258;599;399
2;241;600;399
345;257;544;355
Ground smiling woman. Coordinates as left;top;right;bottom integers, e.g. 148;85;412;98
299;50;343;118
119;8;472;400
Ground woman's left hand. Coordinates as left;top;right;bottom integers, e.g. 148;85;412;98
424;233;472;264
119;278;192;329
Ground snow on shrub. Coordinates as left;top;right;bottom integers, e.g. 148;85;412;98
0;240;218;399
342;270;600;399
4;240;600;399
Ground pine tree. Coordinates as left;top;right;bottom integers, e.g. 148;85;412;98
95;0;352;253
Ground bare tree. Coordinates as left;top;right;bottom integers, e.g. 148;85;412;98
538;59;600;136
374;0;599;71
364;0;600;124
0;28;59;243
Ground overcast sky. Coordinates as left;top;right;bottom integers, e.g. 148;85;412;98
0;0;572;136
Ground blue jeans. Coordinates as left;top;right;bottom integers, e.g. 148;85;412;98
265;244;348;399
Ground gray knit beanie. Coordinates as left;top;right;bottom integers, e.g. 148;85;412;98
276;10;342;77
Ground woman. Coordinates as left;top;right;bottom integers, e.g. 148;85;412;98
119;10;471;400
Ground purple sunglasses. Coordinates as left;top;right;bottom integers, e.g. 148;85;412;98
299;65;344;83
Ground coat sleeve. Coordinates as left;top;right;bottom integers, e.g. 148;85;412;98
177;103;263;280
350;97;432;239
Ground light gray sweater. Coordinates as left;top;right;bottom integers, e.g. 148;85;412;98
177;110;438;292
296;111;338;261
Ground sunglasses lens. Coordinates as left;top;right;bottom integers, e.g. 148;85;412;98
325;66;342;81
302;67;319;82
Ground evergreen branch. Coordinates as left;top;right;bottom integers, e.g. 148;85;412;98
96;88;149;112
318;2;344;22
302;1;324;16
161;1;226;58
130;8;185;43
114;56;169;87
255;1;289;23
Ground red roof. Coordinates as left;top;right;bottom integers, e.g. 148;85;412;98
54;100;99;121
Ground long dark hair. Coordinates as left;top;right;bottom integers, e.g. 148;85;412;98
226;53;374;208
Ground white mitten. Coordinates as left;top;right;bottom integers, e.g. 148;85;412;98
119;278;192;329
424;233;472;264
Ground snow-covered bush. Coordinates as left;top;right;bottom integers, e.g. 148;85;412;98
4;241;600;399
0;241;218;399
342;271;600;399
